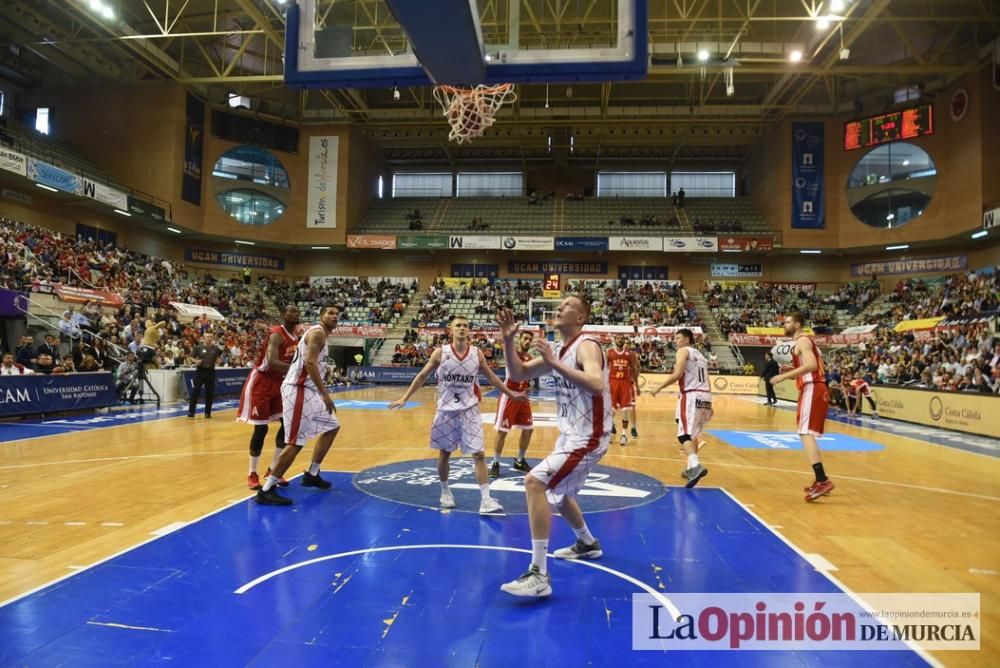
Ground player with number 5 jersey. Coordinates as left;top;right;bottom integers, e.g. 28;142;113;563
389;315;524;515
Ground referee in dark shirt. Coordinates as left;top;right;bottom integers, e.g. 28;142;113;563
761;351;780;405
188;332;222;418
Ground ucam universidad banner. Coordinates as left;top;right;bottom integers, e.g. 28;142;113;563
307;136;339;228
791;122;825;228
0;372;116;418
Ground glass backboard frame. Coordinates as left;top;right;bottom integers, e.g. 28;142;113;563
284;0;647;89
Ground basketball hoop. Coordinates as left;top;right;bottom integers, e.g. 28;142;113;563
433;83;516;144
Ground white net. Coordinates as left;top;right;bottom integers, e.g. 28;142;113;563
433;84;517;144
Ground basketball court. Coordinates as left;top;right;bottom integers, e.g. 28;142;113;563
0;387;996;665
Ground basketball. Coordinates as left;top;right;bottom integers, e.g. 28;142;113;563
1;1;997;665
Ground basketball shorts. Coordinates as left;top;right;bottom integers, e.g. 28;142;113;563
493;393;533;433
282;384;341;446
530;432;611;505
676;391;713;439
237;368;283;425
431;406;484;455
797;382;830;436
610;379;636;410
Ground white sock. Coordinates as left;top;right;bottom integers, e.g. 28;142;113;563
249;456;259;474
262;475;278;492
491;456;500;466
531;539;549;575
308;462;321;476
573;524;596;545
480;483;491;500
440;480;450;493
269;446;284;470
687;453;700;469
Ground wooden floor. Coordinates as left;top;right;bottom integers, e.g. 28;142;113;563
1;387;997;666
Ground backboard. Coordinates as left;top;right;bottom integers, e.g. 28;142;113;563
285;0;647;89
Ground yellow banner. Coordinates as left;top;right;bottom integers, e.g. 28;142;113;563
893;317;944;332
747;327;814;335
639;374;761;395
441;277;487;288
712;280;759;289
870;386;997;436
756;382;998;437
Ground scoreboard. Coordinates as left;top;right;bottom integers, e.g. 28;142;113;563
844;104;933;150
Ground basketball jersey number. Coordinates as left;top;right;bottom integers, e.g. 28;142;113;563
453;391;462;403
558;403;569;419
698;368;705;384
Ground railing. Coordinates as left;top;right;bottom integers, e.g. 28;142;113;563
15;293;130;363
2;118;172;220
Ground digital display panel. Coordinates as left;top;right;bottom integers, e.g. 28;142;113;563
844;104;933;150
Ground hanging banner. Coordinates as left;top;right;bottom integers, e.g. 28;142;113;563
502;236;555;251
791;122;825;228
639;326;704;339
184;249;285;271
893;317;945;333
307;136;339;228
718;236;774;252
27;159;81;195
448;236;502;250
81;179;128;209
397;235;449;249
609;236;663;252
711;263;763;278
555;237;609;251
53;285;124;308
347;235;396;249
984;206;1000;230
0;289;28;317
729;331;876;346
508;260;608;275
850;256;967;277
182;93;204;205
663;237;718;252
127;196;167;223
0;147;26;177
762;281;816;292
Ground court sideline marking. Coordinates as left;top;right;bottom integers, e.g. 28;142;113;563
720;489;944;668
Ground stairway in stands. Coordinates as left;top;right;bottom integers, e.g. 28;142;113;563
688;291;743;372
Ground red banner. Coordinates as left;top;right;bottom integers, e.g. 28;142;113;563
718;236;774;252
54;285;124;308
328;325;387;338
730;332;875;346
347;235;397;250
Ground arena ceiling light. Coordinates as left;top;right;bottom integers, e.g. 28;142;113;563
971;230;988;239
86;0;115;20
234;240;256;246
816;16;830;30
831;0;846;11
35;184;58;193
789;50;803;63
113;209;131;217
167;227;183;234
697;49;709;62
311;246;331;250
885;244;909;251
799;249;822;254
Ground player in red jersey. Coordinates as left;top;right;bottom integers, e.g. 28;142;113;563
490;330;536;478
847;371;878;417
769;312;835;501
607;335;640;445
237;305;300;490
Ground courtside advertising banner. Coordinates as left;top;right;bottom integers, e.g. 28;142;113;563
307;136;339;228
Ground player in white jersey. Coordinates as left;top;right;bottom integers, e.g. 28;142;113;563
389;316;523;515
496;296;613;598
255;305;341;506
650;329;711;488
